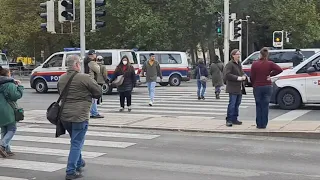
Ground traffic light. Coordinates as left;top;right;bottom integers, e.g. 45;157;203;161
58;0;75;22
91;0;106;32
233;20;242;40
273;31;284;48
40;0;55;33
215;20;222;35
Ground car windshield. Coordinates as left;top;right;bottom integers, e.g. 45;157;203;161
0;54;8;65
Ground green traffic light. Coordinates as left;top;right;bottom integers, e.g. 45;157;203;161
217;28;222;33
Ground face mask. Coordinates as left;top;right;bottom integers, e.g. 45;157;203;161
123;61;128;65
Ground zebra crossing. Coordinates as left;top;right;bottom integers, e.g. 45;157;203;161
0;124;160;179
98;87;256;118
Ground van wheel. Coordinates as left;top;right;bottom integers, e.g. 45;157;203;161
159;82;169;86
35;79;48;93
102;83;113;95
277;88;302;110
169;75;181;86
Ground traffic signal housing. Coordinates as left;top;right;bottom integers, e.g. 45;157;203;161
233;20;242;40
273;31;284;48
91;0;106;32
40;0;55;33
215;20;222;36
58;0;75;23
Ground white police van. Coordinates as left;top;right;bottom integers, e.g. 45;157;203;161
242;49;320;85
0;53;9;69
30;49;140;94
136;51;190;86
270;51;320;110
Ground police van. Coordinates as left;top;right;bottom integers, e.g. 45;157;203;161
242;49;320;85
30;49;140;94
0;53;9;69
136;51;190;86
270;51;320;110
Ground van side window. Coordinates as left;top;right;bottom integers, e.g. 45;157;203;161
160;54;182;64
139;54;148;65
47;54;63;67
100;53;112;65
243;53;259;65
297;56;320;74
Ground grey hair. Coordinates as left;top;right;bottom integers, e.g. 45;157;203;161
66;54;81;70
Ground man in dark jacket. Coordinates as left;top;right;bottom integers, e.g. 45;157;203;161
57;55;102;180
224;49;246;127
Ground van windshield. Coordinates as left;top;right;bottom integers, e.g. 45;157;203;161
120;51;138;64
0;54;8;65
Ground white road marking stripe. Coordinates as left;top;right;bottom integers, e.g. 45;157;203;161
0;176;29;180
99;102;248;108
98;109;226;115
271;110;311;121
102;99;255;105
0;159;65;172
18;127;160;140
101;106;228;111
10;146;105;158
12;135;135;148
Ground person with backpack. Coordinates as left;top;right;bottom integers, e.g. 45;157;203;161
0;66;24;158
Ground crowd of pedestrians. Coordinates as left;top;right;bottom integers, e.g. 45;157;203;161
0;47;284;179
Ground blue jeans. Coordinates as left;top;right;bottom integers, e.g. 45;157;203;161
253;85;272;128
197;80;206;97
1;123;16;152
215;86;222;93
227;94;242;122
147;82;156;102
62;120;88;175
90;98;99;116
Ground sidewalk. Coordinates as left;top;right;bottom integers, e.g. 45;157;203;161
22;110;320;139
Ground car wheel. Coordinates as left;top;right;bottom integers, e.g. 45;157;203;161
277;88;302;110
169;75;181;86
102;83;113;95
34;79;48;93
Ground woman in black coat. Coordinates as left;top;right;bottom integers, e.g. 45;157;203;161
110;56;136;112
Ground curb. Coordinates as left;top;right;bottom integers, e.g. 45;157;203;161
20;122;320;139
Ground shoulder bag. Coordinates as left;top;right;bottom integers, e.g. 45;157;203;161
5;95;24;122
46;72;77;125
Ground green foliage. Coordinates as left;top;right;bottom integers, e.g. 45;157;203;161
0;0;319;60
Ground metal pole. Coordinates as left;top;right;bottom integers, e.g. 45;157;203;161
91;0;96;32
80;0;86;73
239;19;242;61
223;0;229;65
246;20;249;57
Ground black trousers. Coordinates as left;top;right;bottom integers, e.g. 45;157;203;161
119;91;132;108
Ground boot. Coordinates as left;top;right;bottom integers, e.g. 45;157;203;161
215;92;220;99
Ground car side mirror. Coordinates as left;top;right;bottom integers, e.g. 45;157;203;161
307;66;316;74
43;63;49;68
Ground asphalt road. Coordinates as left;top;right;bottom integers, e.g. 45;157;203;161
1;124;320;180
20;80;319;121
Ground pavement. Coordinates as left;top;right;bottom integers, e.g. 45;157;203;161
1;123;320;180
19;80;320;139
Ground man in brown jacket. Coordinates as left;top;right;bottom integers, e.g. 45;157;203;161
224;49;247;127
58;55;102;180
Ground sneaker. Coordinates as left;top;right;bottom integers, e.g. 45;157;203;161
233;120;243;125
149;101;153;106
90;114;104;118
119;108;124;112
65;172;83;180
6;151;15;157
226;121;233;127
198;97;201;100
76;160;86;172
201;96;205;100
0;146;8;158
128;106;132;112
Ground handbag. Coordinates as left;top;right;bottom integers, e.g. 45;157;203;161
5;99;24;122
112;74;124;87
46;72;77;125
199;67;208;83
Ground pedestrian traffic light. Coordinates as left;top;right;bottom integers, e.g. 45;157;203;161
40;0;55;33
58;0;75;23
215;20;222;35
273;31;284;48
91;0;106;32
233;19;242;40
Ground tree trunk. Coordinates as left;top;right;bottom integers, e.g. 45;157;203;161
201;42;206;65
190;46;195;65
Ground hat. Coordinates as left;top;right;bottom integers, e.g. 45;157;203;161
88;49;96;55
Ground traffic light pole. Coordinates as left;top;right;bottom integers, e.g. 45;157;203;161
223;0;229;65
80;0;86;72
